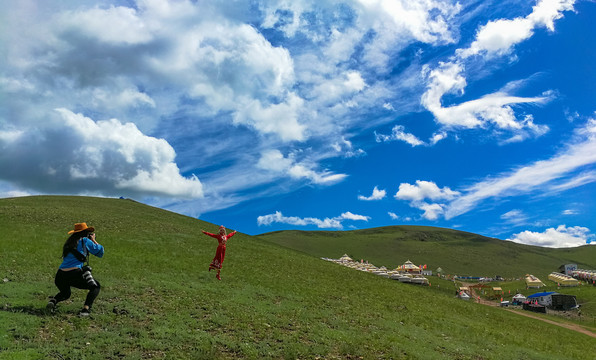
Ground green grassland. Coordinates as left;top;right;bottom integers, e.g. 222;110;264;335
257;227;596;332
256;227;596;278
1;196;595;359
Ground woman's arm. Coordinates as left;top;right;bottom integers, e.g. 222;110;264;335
84;237;104;258
201;230;219;239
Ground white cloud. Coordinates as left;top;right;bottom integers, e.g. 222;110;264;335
420;0;574;140
459;17;534;58
357;0;461;44
445;119;596;219
0;0;586;229
59;5;153;45
500;209;529;226
0;108;203;198
260;1;305;37
257;210;369;229
0;0;469;216
340;211;371;221
332;137;366;158
562;209;578;215
388;212;399;220
309;71;367;108
507;225;595;248
421;62;551;130
375;125;425;146
418;203;444;221
548;171;596;192
233;93;306;142
501;209;525;220
460;0;575;58
91;87;156;111
430;131;448;145
394;180;459;221
257;149;347;185
395;180;459;202
393;120;596;223
383;103;395;111
8;3;301;141
358;186;386;201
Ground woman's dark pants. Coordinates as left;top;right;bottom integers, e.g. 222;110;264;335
53;269;101;308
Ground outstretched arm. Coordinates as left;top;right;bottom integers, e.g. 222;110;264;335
201;230;219;239
226;230;238;239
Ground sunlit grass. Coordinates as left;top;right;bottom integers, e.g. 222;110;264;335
1;196;595;359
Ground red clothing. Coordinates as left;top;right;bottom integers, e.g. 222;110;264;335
202;231;236;270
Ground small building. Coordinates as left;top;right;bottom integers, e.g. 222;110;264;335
527;291;557;307
558;263;578;276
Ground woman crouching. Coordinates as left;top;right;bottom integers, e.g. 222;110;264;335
47;223;104;316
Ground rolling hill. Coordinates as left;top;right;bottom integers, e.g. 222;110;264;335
1;196;595;359
256;226;596;278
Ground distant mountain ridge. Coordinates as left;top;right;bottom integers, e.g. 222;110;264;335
256;226;596;278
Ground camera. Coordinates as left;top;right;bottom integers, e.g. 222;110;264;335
82;265;98;287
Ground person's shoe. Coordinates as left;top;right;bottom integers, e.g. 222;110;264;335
79;308;91;317
216;273;221;280
46;298;56;312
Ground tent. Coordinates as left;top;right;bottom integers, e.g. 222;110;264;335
458;291;470;301
548;272;579;287
512;293;526;305
525;274;545;288
396;260;421;273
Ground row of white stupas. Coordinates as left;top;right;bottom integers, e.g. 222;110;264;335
322;254;429;285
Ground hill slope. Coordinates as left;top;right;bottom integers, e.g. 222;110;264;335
256;226;596;278
1;196;595;359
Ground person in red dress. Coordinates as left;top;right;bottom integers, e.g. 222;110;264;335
201;225;237;280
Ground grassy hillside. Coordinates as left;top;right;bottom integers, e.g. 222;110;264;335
256;226;596;278
1;196;595;359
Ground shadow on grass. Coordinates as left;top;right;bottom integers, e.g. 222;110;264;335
1;304;52;317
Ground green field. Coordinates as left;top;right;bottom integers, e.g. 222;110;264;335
257;227;596;328
256;227;596;278
1;196;595;359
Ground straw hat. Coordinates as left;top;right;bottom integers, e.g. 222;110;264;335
68;222;95;234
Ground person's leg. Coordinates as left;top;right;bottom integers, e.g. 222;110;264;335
52;270;73;303
69;270;101;314
83;280;101;310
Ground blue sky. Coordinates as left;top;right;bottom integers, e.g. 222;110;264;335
1;0;595;248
